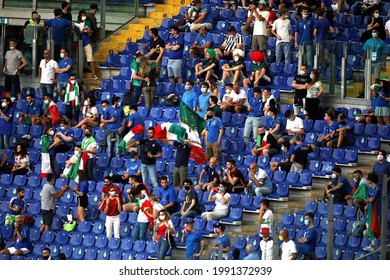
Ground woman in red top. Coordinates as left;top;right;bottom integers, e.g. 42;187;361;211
155;209;174;260
103;186;122;240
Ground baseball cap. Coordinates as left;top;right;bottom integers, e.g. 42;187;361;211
228;26;236;32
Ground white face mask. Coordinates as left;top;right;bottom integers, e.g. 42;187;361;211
310;74;314;79
252;60;257;64
299;70;306;75
84;100;88;106
81;16;87;21
70;80;76;84
233;56;239;62
374;13;379;18
44;99;49;104
9;46;14;50
117;102;121;107
159;215;166;220
60;53;65;58
1;102;6;108
225;89;231;94
109;191;116;197
49;130;54;136
302;14;308;19
331;173;337;179
74;150;79;156
377;155;384;161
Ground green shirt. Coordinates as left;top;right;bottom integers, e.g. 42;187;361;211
131;60;141;87
41;135;51;153
253;61;268;72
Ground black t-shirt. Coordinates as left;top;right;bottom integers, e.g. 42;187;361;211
292;144;313;166
184;188;201;212
266;134;279;150
149;36;166;60
174;141;192;167
204;165;219;184
140;139;162;165
293;74;311;98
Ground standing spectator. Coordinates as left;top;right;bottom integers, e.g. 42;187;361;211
144;28;166;63
210;224;231;260
129;51;145;107
157;176;177;214
297;212;318;259
244;244;260;260
262;87;276;116
244;87;263;143
190;25;214;59
123;176;150;212
203;107;224;161
100;100;116;157
41;95;61;127
40;174;68;232
81;126;98;179
385;18;390;37
272;8;291;63
154;209;175;260
251;125;279;157
190;0;214;32
290;135;315;172
258;199;274;235
181;221;206;260
55;48;74;100
130;127;162;190
305;69;324;120
215;26;244;60
124;105;144;150
313;8;334;67
61;1;73;54
181;80;198;111
295;7;314;68
101;185;122;240
201;183;230;221
292;64;311;115
0;216;32;256
219;49;248;86
108;96;125;158
24;13;46;65
40;126;55;178
132;188;151;241
4;188;25;226
139;58;158;113
196;157;221;191
279;229;298;260
75;96;98;129
259;226;273;260
39;49;58;99
372;150;390;187
363;28;387;84
0;98;14;149
195;49;220;84
68;170;89;222
198;82;212;118
244;51;271;87
19;93;42;125
86;4;99;52
64;74;81;126
99;176;122;207
278;110;305;145
222;159;247;193
166;26;184;84
40;9;73;62
246;163;273;197
321;167;352;203
173;179;202;218
3;40;27;100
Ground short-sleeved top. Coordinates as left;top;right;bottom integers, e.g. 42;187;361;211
272;18;291;44
223;33;244;52
202;58;220;77
14;225;32;251
130;60;141;87
136;195;150;222
281;240;297;260
285;117;304;134
248;96;263;117
253;61;268;73
26;100;42;116
0;108;14;136
58;128;75;146
294;74;312;98
215;234;230;249
249;168;271;187
228;59;247;77
126;159;141;175
184;231;204;258
268;116;282;130
331;175;353;195
203;165;219;184
8;197;26;215
300;227;318;254
198;92;211;118
39;59;58;84
366;184;382;216
373;160;390;186
41;183;56;210
5;50;23;75
184;188;201;212
103;107;115;131
214;192;230;211
149;36;166;61
43;18;73;45
199;4;214;25
83;106;98;118
229;168;247;187
251;9;269;36
195;32;214;48
105;197;121;217
139;139;162;165
57;58;74;83
363;38;386;64
158;186;177;207
77;180;89;197
167;35;184;60
81;136;98;158
206;117;223;143
296;18;314;45
292;144;314;166
306;81;323;98
14;154;30;171
182;90;197;110
127;111;144;141
75;20;92;47
314;18;331;42
174;141;191;167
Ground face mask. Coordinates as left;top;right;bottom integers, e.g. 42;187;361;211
81;16;87;21
324;116;329;122
331;173;337;178
279;235;284;241
49;130;54;136
184;185;191;191
233;56;239;62
302;14;308;19
85;133;91;138
310;74;314;79
214;228;220;234
1;102;6;108
60;53;65;58
184;85;190;91
262;236;269;241
374;13;379;18
299;70;306;75
219;188;225;193
252;60;257;64
372;33;378;38
102;107;107;112
377;155;384;161
130;158;136;162
201;88;207;93
74;151;79;156
44;99;49;104
109;191;116;196
60;126;65;131
117;102;121;107
185;228;191;233
70;80;76;84
304;219;309;226
84;100;88;106
159;215;165;220
289;118;294;122
9;46;14;50
267;112;272;117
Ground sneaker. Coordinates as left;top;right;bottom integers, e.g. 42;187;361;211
216;80;224;86
314;198;322;203
92;75;99;80
363;245;375;252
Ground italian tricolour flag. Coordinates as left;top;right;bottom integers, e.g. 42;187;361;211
118;124;145;153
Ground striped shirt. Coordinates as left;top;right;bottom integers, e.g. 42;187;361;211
223;33;244;52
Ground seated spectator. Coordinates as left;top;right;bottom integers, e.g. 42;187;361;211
316;111;338;147
208;79;221;103
246;162;273;196
53;118;75;153
60;145;82;180
320;167;352;203
195;156;221;191
270;142;292;172
243;50;271;88
290;135;315;172
190;24;213;58
0;215;32;256
262;87;276;116
5;145;30;175
244;244;260;260
221;159;247;193
243;87;263;143
173;179;202;218
41;95;60;128
210;223;231;260
201;183;230;221
182;80;198;111
218;49;248;87
197;82;212;118
178;1;200;32
278;110;304;145
4;188;25;226
19;93;42;125
251;125;279;157
190;0;214;32
327;113;354;148
360;8;386;42
266;108;282;135
215;26;244;60
344;170;369;209
157;176;177;214
75;96;98;129
111;151;141;184
220;82;248;113
195;49;220;84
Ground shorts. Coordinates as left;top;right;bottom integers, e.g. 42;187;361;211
167;59;182;78
57;81;68;95
42;209;54;226
40;83;54;98
252;35;267;51
8;247;30;255
77;196;89;208
4;74;21;94
229;70;246;84
84;44;94;62
371;62;381;79
375;106;389;117
223;0;237;4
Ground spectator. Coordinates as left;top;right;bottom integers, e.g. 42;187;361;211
6;145;30;176
0;98;14;149
251;125;279;157
41;248;52;260
292;64;311;116
305;69;324;120
165;26;184;84
154;209;175;260
210;224;231;260
41;9;73;62
40;174;68;232
290;134;315;172
146;194;164;221
86;4;99;51
201;183;230;221
98;176;122;207
270;142;293;171
316;111;338;147
182;80;197;111
198;82;212;118
320;167;352;203
215;26;244;60
258;199;274;234
262;87;276;116
203;107;224;161
124;105;144;150
111;151;142;184
190;24;213;58
232;248;241;260
360;8;386;42
243;87;263;143
75;96;98;129
132;188;151;241
55;48;74;100
375;78;390;125
60;145;81;180
64;73;81;126
144;28;166;63
279;110;305;145
345;170;369;209
244;50;271;87
4;188;25;226
219;49;248;86
38;49;58;99
157;176;177;213
372;149;390;187
196;157;221;191
222;159;247;193
53;118;75;154
259;225;273;260
130;51;146;107
61;1;73;53
208;95;222;119
139;57;158;112
223;0;238;13
244;244;260;260
209;79;221;103
279;228;297;260
80;126;98;179
266;107;282;135
357;83;386;125
68;170;89;222
246;163;273;197
220;82;248;113
195;49;220;84
41;95;61;127
3;40;27;100
385;18;390;37
297;212;318;259
271;8;291;63
19;93;42;125
101;184;122;240
105;97;124;158
0;216;32;256
295;7;314;68
123;175;150;212
181;220;206;260
190;0;214;32
327;113;354;148
173;179;202;218
40;126;56;178
363;28;386;84
313;8;334;67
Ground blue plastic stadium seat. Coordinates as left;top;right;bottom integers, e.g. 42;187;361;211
269;62;283;76
220;207;243;224
267;182;289;201
84;247;98;260
100;54;119;67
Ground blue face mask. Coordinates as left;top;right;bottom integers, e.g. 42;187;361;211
60;126;65;131
201;88;207;93
304;219;309;226
184;85;191;91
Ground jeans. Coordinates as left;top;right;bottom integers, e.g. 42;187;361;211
141;163;159;188
107;131;120;157
130;85;142;107
172;209;199;219
276;42;290;63
244;116;262;143
133;221;150;241
157;236;170;260
39;83;54;98
105;215;120;240
299;43;313;68
0;134;10;149
142;86;157;111
247;180;273;196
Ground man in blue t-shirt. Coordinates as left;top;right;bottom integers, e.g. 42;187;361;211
181;221;206;260
363;29;386;83
322;167;352;203
298;212;318;260
244;87;263;143
166;26;184;84
295;7;314;68
55;48;74;100
126;105;144;143
211;224;231;260
19;93;42;125
0;216;32;256
190;25;214;58
5;188;25;226
181;80;197;111
313;8;333;67
157;176;177;214
190;0;214;32
104;96;125;158
204;107;223;162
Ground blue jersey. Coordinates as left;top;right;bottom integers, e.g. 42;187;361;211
8;197;26;215
14;225;32;251
314;18;331;42
57;58;74;83
300;226;317;254
184;231;204;258
197;92;211;118
296;18;314;45
0;108;14;136
206;117;223;143
195;32;214;48
44;18;72;45
167;35;184;59
182;91;197;110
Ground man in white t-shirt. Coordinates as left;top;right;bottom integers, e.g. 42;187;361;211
258;198;273;236
278;109;305;145
280;228;297;260
385;19;390;38
39;49;58;98
246;162;273;197
221;83;248;113
271;8;291;63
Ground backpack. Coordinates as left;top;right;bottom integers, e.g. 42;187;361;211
165;94;179;107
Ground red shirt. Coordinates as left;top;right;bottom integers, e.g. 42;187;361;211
102;184;123;201
105;197;121;216
267;10;277;25
156;223;168;241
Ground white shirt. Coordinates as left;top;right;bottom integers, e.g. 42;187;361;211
137;194;150;223
39;59;58;84
272;18;291;44
249;168;270;186
214;192;230;211
264;94;276;108
281;240;297;260
235;89;249;106
250;9;269;36
261;209;274;236
285;116;304;134
260;239;274;260
385;20;390;36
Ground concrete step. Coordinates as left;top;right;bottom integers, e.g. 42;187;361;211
166;0;191;5
138;17;163;25
155;4;182;13
148;11;176;19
